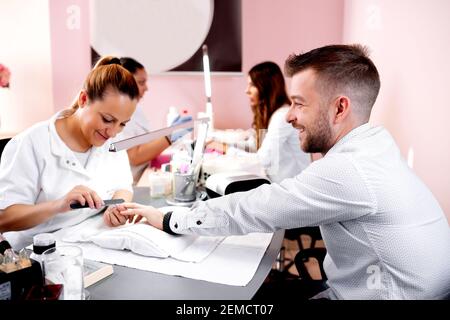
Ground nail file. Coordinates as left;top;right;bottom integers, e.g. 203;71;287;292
70;198;125;210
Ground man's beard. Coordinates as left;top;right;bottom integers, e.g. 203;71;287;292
300;110;332;154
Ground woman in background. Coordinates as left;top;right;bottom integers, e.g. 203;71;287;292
118;57;191;184
0;56;138;249
211;61;311;183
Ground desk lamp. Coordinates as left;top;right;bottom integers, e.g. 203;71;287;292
109;117;209;152
202;44;214;130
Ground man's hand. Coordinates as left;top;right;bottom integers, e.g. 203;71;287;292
116;202;164;230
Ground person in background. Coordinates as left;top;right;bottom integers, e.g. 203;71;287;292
118;57;192;184
0;56;139;249
116;45;450;300
209;61;311;183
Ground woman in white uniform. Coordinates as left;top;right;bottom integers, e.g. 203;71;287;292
210;61;311;183
119;57;191;184
0;56;139;249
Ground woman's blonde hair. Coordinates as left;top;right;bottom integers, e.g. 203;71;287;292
61;56;139;117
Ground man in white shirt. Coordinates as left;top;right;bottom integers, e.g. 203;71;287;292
118;44;450;300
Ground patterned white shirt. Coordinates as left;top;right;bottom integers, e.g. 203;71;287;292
169;124;450;299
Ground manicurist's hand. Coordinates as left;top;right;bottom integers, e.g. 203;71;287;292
55;185;104;213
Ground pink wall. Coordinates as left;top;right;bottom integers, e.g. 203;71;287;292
141;0;344;130
343;0;450;222
8;1;448;221
46;0;343;130
49;0;91;111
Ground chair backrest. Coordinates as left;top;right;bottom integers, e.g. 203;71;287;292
294;247;327;281
0;138;12;163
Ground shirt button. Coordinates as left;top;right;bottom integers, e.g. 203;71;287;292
174;223;178;229
196;220;202;225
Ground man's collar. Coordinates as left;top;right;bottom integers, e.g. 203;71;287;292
327;123;372;155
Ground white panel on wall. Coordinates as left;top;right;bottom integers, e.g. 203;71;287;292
0;0;54;133
90;0;213;73
0;0;53;132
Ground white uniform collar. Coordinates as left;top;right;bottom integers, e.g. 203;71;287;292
48;111;105;177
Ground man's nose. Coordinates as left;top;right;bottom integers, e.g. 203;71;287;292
286;104;295;124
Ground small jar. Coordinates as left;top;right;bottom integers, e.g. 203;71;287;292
30;233;56;265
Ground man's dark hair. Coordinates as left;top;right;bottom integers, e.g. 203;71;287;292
285;44;380;120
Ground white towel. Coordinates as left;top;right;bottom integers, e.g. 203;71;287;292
51;207;274;286
60;214;223;262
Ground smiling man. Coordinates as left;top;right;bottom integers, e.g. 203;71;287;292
118;45;450;300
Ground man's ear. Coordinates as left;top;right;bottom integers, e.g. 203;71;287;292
78;90;88;108
333;95;351;124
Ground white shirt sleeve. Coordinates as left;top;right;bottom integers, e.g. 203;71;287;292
0;135;40;209
169;154;376;236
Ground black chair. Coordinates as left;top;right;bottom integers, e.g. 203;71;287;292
294;246;327;281
285;226;323;251
274;226;324;279
254;235;328;300
0;138;12;163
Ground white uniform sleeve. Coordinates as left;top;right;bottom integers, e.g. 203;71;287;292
169;154;377;236
121;119;139;139
110;149;133;193
0;135;41;209
225;138;257;155
121;106;150;139
226;145;252;156
256;109;291;168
